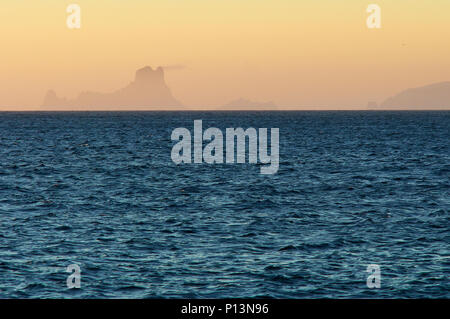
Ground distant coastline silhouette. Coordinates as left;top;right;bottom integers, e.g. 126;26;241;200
380;82;450;108
40;66;450;110
42;66;181;108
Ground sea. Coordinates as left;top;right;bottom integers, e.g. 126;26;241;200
0;111;448;298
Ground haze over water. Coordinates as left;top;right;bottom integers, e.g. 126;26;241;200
0;111;448;298
2;1;450;109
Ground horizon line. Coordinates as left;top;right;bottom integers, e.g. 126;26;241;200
1;106;450;112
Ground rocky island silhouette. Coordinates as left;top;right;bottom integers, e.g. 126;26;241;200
42;66;181;109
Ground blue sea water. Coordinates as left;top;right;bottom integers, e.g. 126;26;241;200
0;111;448;298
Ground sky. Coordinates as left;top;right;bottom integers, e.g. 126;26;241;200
0;0;449;109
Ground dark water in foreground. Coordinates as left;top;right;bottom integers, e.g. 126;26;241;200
0;111;448;298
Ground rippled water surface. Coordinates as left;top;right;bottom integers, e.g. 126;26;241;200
0;111;448;298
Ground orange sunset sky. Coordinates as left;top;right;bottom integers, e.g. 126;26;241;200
0;0;449;109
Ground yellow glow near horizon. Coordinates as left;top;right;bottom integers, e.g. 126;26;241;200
0;0;449;109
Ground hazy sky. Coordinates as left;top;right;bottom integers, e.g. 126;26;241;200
1;0;449;109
